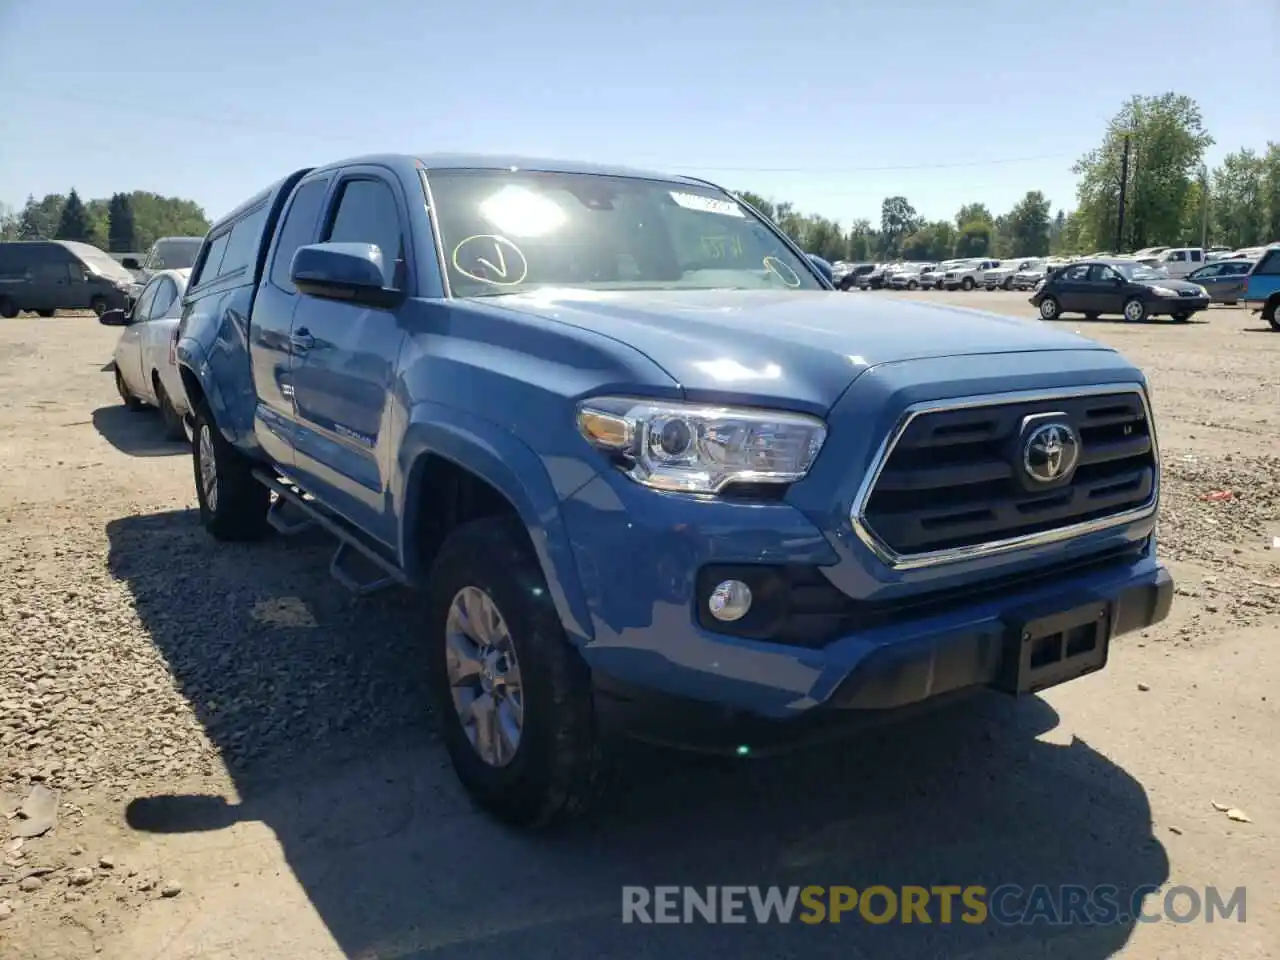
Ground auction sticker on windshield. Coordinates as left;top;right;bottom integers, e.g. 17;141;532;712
452;235;529;287
670;192;745;217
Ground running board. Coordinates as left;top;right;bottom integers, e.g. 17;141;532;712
251;470;409;596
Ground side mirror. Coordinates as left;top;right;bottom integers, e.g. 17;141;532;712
805;253;834;285
98;308;129;326
1114;276;1126;286
120;257;141;270
291;243;402;309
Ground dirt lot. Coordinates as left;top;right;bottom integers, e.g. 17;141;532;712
1;292;1278;959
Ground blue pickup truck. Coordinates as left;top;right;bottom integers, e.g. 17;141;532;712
1242;243;1280;330
175;154;1173;827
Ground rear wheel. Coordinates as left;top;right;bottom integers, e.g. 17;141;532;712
427;515;606;828
192;404;270;541
1264;297;1280;331
154;376;187;442
115;367;145;411
1123;298;1148;322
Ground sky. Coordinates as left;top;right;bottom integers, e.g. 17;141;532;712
1;0;1276;228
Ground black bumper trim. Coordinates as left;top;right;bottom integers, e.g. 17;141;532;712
591;568;1173;756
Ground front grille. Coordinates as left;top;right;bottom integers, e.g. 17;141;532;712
858;389;1156;560
1178;289;1200;297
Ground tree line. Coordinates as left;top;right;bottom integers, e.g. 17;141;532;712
738;92;1280;265
0;189;211;254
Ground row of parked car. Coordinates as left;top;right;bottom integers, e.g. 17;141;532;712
0;235;204;318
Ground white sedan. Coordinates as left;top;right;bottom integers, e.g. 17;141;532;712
103;268;191;441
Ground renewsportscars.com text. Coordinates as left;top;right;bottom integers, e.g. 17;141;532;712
621;884;1246;926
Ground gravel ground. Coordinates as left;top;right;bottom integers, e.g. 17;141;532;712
1;296;1277;958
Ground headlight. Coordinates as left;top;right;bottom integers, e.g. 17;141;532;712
1149;285;1179;297
113;277;132;290
576;397;827;494
1196;285;1209;297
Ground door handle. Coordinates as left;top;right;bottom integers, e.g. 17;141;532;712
290;329;315;350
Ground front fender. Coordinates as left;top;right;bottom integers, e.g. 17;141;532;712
396;402;594;646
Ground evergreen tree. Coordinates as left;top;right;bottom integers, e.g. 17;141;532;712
107;193;138;252
56;189;92;242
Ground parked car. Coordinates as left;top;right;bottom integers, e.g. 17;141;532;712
984;258;1044;290
0;240;133;318
857;263;892;289
1187;259;1253;305
177;153;1171;828
1242;244;1280;330
919;260;960;288
101;268;192;439
836;262;876;291
942;258;1002;291
122;236;205;306
887;262;937;289
1031;259;1210;322
1150;247;1206;279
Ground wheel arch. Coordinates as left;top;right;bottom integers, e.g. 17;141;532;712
396;405;595;646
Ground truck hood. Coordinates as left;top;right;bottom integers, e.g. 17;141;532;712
478;289;1110;413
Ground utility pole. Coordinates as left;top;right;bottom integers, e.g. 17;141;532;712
1116;134;1130;254
1200;163;1210;248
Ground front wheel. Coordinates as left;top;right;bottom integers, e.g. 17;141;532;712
192;404;270;541
961;277;975;291
90;296;108;317
907;280;918;290
1038;296;1061;320
1123;298;1148;322
427;515;606;828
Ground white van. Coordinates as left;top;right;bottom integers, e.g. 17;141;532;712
1155;247;1205;278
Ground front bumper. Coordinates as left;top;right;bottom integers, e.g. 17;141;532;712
591;559;1172;754
1151;295;1210;314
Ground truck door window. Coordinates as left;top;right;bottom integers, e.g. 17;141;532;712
218;205;269;279
269;178;332;293
191;232;230;287
324;179;403;288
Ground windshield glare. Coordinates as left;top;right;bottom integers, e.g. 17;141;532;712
1114;262;1166;281
425;171;823;296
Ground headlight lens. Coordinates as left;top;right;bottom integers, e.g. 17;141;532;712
1149;285;1178;297
576;397;827;494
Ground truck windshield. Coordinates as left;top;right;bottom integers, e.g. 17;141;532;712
423;170;823;297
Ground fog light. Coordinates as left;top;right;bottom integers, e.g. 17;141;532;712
708;579;752;621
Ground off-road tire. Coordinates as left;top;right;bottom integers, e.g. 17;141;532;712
115;367;145;411
192;403;270;541
426;515;607;829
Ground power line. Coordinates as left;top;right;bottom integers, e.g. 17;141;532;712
12;86;1077;174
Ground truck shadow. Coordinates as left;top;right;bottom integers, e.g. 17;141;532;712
106;508;1168;959
92;405;186;457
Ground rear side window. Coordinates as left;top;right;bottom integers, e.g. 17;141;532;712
1255;250;1280;276
1189;250;1203;262
190;232;229;287
218;205;269;278
323;178;404;288
270;178;331;293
